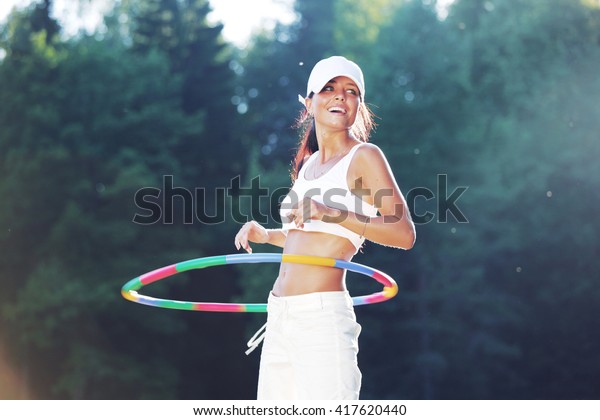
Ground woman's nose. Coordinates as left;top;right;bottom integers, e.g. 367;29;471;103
334;91;346;101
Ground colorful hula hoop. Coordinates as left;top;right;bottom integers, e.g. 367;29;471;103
121;253;398;312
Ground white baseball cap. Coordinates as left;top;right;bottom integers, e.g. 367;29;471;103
305;56;365;100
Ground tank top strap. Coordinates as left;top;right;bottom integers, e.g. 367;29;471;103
298;151;320;179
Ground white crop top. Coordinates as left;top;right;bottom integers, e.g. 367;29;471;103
280;143;378;253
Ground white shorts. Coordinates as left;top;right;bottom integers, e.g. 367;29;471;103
256;291;362;400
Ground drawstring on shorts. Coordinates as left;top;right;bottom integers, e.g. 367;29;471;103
245;322;267;355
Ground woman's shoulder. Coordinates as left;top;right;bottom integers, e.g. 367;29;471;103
348;142;393;182
353;142;387;164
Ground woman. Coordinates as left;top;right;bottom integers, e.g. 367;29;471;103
234;56;415;400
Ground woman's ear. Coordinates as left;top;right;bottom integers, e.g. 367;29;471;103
305;97;313;113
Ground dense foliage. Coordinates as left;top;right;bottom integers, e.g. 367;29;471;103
1;0;599;399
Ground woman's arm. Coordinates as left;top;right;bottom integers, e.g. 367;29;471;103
340;143;415;249
265;229;287;248
234;221;287;253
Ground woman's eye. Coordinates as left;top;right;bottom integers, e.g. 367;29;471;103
320;86;358;95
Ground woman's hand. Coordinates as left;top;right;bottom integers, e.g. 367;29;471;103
234;221;269;254
284;197;341;229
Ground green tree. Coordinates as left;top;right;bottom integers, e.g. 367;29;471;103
334;0;399;61
125;0;242;181
0;1;255;398
360;0;600;399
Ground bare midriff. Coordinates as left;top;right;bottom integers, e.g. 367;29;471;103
272;230;357;297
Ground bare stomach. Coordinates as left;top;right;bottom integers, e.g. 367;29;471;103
272;230;357;297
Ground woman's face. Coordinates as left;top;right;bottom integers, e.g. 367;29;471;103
306;76;361;131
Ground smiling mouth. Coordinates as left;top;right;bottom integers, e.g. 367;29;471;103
328;107;346;114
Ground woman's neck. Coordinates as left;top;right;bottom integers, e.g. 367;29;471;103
315;129;356;162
